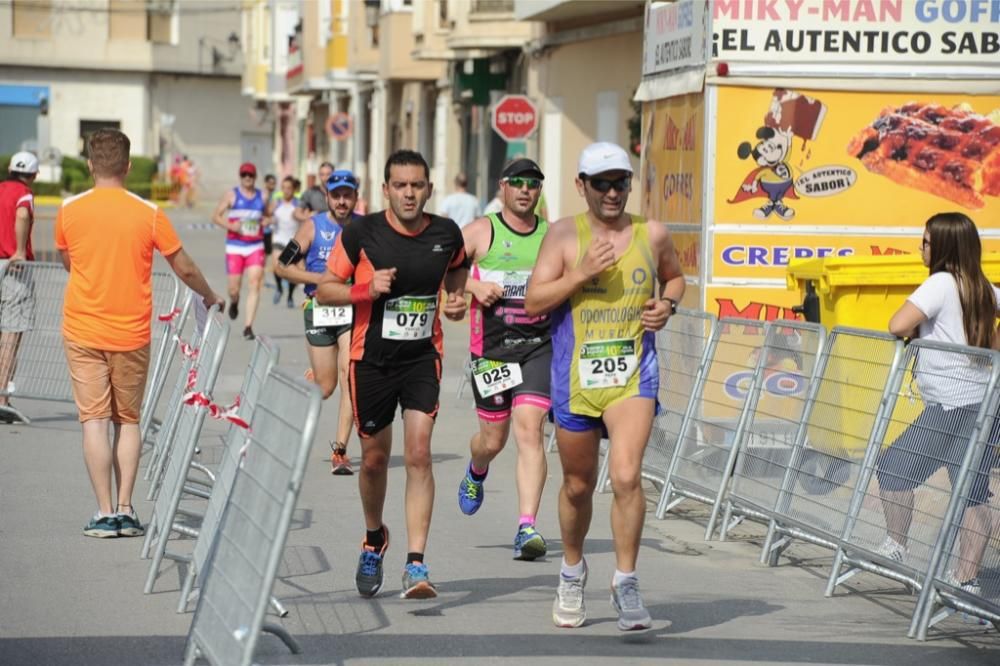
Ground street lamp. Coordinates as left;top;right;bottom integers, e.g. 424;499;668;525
364;0;380;28
199;31;242;71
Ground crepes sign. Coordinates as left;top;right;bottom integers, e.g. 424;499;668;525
713;0;1000;64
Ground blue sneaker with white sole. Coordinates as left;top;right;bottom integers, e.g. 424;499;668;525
83;515;119;538
457;465;485;515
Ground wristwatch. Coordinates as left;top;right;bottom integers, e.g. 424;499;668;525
663;297;678;315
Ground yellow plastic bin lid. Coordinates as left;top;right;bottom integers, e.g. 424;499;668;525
787;253;1000;294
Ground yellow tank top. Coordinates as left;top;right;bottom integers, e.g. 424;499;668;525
550;214;660;416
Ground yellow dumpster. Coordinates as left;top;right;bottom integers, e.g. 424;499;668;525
786;254;1000;331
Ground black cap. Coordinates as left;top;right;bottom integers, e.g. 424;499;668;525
501;158;544;180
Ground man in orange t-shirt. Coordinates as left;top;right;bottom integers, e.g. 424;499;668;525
55;128;223;539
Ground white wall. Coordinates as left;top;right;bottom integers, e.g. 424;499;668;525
1;65;259;199
2;67;148;156
150;74;263;198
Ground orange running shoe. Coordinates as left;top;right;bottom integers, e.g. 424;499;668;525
330;442;354;475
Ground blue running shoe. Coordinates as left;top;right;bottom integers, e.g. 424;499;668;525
356;526;389;597
400;562;437;599
116;509;145;537
83;514;119;538
457;465;485;515
513;524;547;561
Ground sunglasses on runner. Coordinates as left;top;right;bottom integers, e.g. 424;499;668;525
585;176;631;193
240;172;255;178
326;173;359;189
503;176;542;190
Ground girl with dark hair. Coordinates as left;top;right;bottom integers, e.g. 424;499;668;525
878;212;1000;595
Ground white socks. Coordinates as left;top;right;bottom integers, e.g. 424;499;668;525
613;569;636;586
561;557;585;579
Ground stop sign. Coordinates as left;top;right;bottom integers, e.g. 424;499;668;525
491;95;539;141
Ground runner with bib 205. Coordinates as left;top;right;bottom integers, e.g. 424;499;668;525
526;142;685;631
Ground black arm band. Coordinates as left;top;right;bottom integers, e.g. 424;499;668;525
277;239;303;266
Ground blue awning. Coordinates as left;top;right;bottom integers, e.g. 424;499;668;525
0;84;49;107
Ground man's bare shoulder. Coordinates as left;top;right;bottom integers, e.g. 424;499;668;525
643;217;673;245
545;215;580;241
463;215;492;235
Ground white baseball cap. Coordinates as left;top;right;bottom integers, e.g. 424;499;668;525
577;142;633;177
9;151;39;175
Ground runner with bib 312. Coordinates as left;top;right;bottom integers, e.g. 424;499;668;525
457;158;552;562
274;170;362;475
525;142;685;632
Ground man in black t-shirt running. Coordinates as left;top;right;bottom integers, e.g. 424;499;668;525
317;150;468;600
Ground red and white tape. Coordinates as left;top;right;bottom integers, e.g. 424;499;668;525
182;391;250;430
173;335;199;360
157;307;182;323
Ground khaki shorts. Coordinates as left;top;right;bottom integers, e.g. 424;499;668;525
64;341;150;424
0;260;35;333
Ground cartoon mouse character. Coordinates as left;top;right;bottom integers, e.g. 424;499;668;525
729;126;797;220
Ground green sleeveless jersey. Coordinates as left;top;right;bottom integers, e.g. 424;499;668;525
469;212;550;362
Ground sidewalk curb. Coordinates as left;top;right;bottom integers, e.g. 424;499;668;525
35;195;174;208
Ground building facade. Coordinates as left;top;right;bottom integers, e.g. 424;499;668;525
0;0;261;197
240;0;643;217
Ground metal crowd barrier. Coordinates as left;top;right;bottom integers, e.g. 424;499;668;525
825;340;1000;598
912;387;1000;638
140;291;195;444
0;260;180;423
761;327;904;566
142;313;229;592
178;336;280;614
654;318;767;523
145;304;206;497
594;310;716;495
183;367;322;666
720;321;826;540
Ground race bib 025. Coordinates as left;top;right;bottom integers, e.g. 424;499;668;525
472;358;523;398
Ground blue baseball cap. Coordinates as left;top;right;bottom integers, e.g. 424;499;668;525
326;169;359;191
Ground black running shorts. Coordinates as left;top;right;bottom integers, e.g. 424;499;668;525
350;357;441;437
303;302;351;347
471;349;552;419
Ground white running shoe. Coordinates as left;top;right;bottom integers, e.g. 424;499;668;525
875;536;907;563
552;559;588;628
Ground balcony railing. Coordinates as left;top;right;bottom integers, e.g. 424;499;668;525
471;0;514;13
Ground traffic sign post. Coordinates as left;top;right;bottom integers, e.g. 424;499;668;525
326;112;353;141
491;95;539;142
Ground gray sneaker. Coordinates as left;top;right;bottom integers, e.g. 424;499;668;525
875;536;907;563
610;576;652;631
552;559;588;628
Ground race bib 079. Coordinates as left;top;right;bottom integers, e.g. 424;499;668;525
382;295;437;340
578;338;638;389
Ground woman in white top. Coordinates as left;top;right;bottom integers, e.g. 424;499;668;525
880;212;999;594
268;176;301;307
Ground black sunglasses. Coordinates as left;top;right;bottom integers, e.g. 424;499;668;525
240;172;255;178
585;176;631;193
